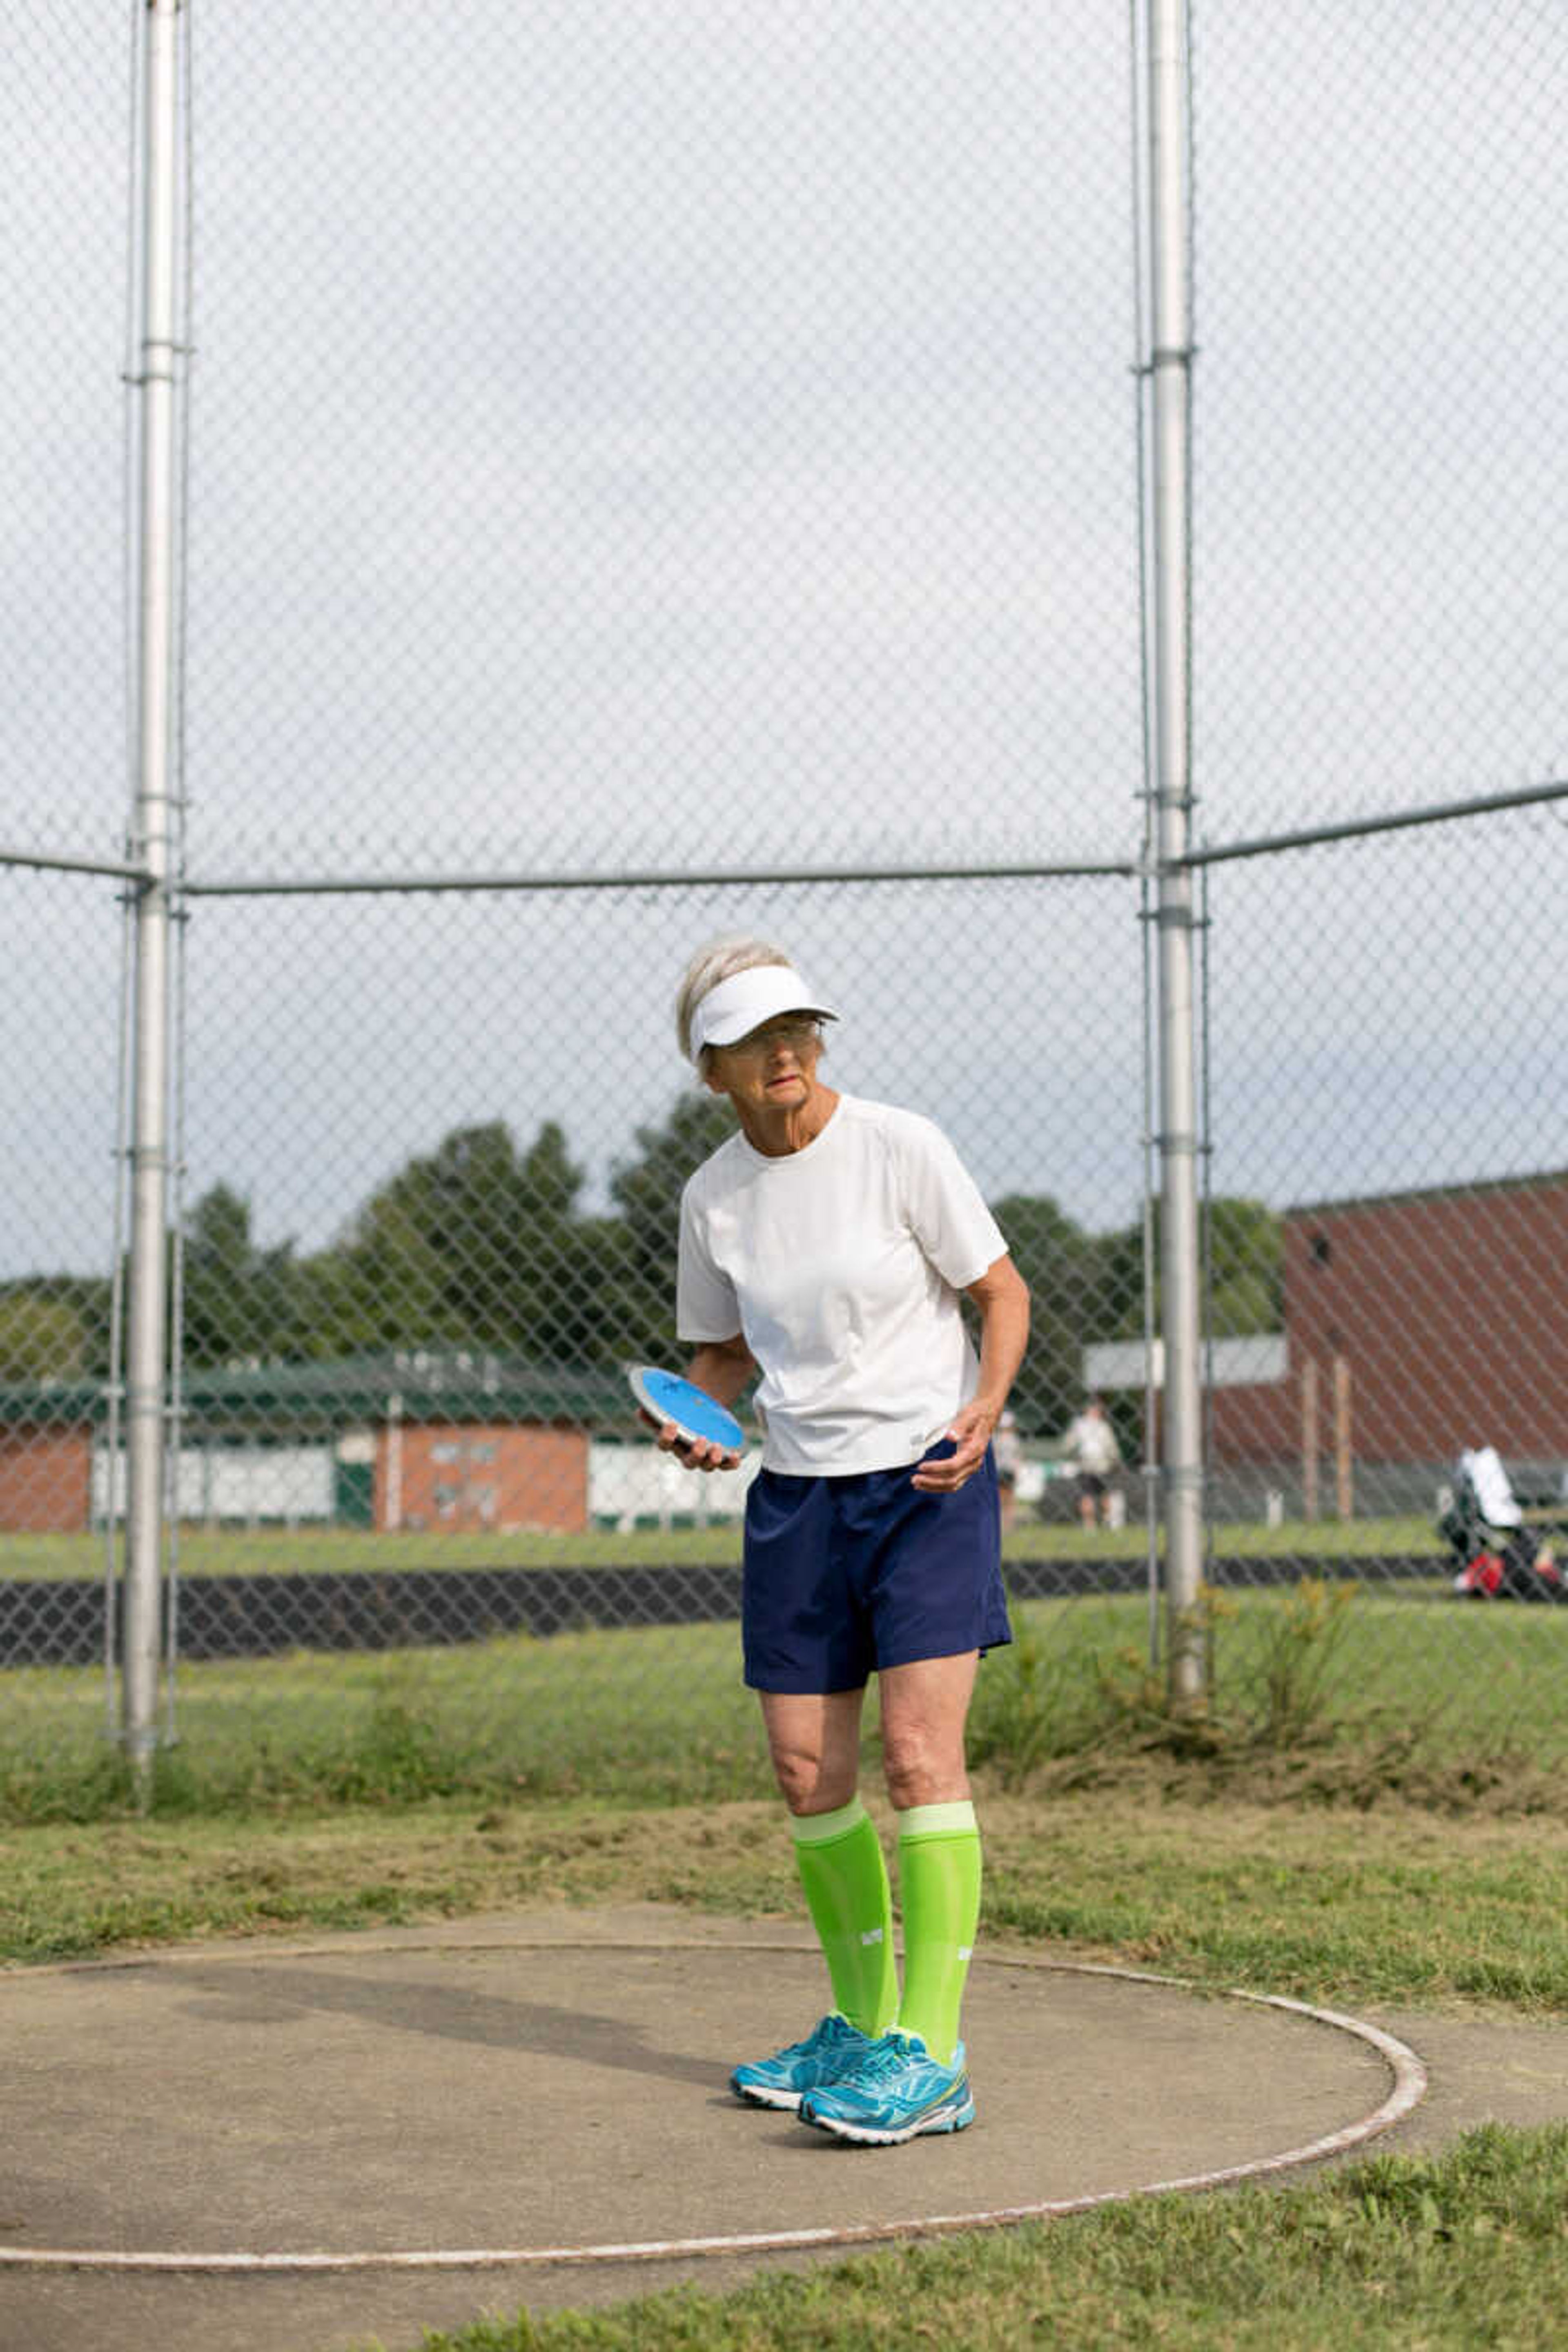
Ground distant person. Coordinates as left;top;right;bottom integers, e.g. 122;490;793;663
1064;1394;1121;1530
1456;1445;1521;1532
1439;1443;1522;1567
994;1408;1022;1535
1439;1444;1558;1597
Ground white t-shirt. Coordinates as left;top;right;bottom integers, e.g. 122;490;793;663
1066;1410;1120;1477
1459;1445;1521;1528
676;1093;1006;1475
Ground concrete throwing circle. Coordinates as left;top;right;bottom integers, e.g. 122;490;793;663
0;1933;1425;2272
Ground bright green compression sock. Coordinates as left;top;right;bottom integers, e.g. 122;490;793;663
790;1797;898;2038
895;1800;983;2067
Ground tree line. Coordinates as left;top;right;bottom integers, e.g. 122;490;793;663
0;1094;1283;1435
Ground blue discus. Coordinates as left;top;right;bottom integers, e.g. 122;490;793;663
627;1365;745;1454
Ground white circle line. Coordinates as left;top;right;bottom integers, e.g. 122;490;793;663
0;1940;1428;2273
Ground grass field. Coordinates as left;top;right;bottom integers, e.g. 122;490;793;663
3;1581;1566;1824
8;1545;1564;2352
8;1770;1568;2004
5;1573;1566;2347
408;2123;1568;2351
0;1513;1448;1581
3;1775;1567;2348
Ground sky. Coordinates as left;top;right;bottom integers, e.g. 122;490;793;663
4;2;1567;1281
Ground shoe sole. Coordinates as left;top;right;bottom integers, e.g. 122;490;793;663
799;2091;976;2145
731;2079;804;2111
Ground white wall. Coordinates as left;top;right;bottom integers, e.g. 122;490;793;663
588;1441;762;1529
92;1444;334;1527
89;1435;759;1534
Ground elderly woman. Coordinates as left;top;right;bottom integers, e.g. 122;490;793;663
651;935;1029;2145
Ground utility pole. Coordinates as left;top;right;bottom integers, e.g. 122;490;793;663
123;0;185;1795
1145;0;1206;1709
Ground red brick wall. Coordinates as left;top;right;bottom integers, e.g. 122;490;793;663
375;1422;589;1533
1210;1179;1568;1466
1209;1374;1299;1463
0;1425;92;1532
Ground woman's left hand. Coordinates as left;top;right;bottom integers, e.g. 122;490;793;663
912;1400;998;1493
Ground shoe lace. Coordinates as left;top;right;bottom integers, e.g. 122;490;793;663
791;2014;853;2058
854;2031;922;2081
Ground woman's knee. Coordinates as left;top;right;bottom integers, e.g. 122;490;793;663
880;1731;967;1811
761;1690;863;1814
878;1659;977;1808
769;1738;857;1814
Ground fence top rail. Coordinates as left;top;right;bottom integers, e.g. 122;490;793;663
1179;779;1568;868
8;781;1564;899
178;858;1143;896
0;845;154;884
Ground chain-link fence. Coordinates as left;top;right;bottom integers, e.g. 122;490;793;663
1184;0;1568;1755
3;4;1567;1813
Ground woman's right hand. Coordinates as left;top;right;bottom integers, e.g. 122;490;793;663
638;1409;742;1473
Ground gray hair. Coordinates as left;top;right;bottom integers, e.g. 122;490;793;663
675;935;795;1073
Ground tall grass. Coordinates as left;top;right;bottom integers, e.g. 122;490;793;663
968;1583;1568;1794
4;1579;1566;1824
0;1512;1447;1582
0;1620;775;1823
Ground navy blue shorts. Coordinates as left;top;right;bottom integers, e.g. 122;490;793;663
742;1440;1013;1694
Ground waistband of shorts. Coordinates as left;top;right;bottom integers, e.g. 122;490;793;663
756;1437;982;1486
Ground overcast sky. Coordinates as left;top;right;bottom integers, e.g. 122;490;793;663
4;3;1566;1280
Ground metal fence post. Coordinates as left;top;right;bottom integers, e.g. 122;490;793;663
1145;0;1206;1710
122;0;184;1792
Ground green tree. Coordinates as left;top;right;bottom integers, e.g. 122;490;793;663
1099;1195;1284;1343
292;1192;449;1358
181;1183;299;1366
1204;1196;1285;1336
505;1119;592;1356
293;1119;592;1361
405;1119;583;1350
0;1287;87;1383
989;1194;1104;1435
602;1092;738;1364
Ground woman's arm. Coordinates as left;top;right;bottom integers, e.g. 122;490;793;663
685;1332;757;1411
912;1254;1031;1494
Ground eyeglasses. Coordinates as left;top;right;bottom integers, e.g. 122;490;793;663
721;1016;823;1058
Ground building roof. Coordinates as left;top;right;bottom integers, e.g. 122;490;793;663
0;1350;633;1432
1083;1335;1288;1392
1287;1168;1568;1221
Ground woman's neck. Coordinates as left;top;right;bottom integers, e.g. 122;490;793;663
736;1082;841;1158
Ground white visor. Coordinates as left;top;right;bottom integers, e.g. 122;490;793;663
689;965;838;1061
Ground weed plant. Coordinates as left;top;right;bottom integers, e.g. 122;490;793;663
4;1579;1567;1826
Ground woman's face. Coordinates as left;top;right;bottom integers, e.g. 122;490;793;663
705;1014;825;1118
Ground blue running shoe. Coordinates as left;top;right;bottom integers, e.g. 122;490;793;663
798;2029;974;2145
730;2013;877;2111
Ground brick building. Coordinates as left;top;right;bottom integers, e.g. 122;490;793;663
1211;1172;1568;1488
0;1354;629;1536
0;1417;92;1532
376;1417;592;1534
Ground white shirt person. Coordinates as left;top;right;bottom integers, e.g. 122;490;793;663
645;936;1029;2145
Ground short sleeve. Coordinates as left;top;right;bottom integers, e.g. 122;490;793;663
676;1175;743;1342
894;1116;1007;1290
